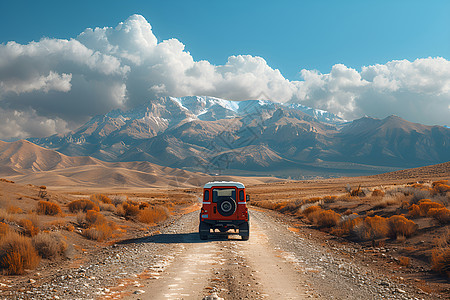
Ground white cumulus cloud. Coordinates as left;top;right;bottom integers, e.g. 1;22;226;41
0;71;72;94
297;58;450;125
0;14;449;140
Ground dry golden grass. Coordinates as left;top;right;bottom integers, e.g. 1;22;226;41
32;231;67;259
0;208;9;222
431;247;450;277
302;205;321;217
66;224;75;232
308;209;341;228
83;222;114;241
433;229;449;248
432;180;450;195
0;222;9;236
75;209;117;241
418;199;444;216
138;206;170;224
251;200;283;211
68;199;99;213
37;200;62;216
322;195;337;203
18;218;40;237
139;202;149;210
372;189;385;197
97;202;116;212
398;256;410;267
90;194;112;204
0;231;40;274
387;215;417;238
408;204;421;218
428;207;450;224
45;219;67;230
331;215;362;237
355;215;388;241
85;210;106;226
118;201;140;218
7;205;23;214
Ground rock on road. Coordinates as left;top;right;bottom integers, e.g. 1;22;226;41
8;209;433;299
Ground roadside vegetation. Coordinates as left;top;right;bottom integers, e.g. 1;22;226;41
252;180;450;277
0;180;198;275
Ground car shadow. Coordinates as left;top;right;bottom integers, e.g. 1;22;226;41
117;232;244;245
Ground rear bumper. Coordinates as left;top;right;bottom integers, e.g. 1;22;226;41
202;219;247;229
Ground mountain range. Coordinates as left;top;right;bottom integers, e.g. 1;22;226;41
28;96;450;178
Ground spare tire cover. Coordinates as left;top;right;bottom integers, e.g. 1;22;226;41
217;197;237;217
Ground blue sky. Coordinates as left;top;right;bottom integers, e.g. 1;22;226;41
1;0;449;79
0;0;449;139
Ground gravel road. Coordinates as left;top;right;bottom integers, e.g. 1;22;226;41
3;209;436;299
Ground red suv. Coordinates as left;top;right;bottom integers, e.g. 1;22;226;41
199;181;249;240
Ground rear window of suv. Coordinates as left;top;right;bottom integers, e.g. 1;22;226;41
212;188;236;203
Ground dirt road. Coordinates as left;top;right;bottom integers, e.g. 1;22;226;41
5;209;435;299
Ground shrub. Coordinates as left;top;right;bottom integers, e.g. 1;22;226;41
343;209;353;216
83;222;114;241
0;222;9;236
398;256;410;267
400;201;410;209
37;201;62;216
302;205;321;217
139;202;149;210
331;214;362;237
32;231;67;259
432;180;450;195
433;183;450;195
119;201;140;218
431;247;450;277
387;215;417;238
433;180;449;187
428;207;450;225
97;202;116;212
90;194;112;204
85;210;106;226
138;206;170;224
408;204;421;218
68;199;99;213
66;224;75;232
322;196;337;203
0;231;40;274
19;219;40;237
111;195;127;207
115;205;125;217
355;215;388;241
308;209;341;228
372;189;385;197
373;196;400;209
7;206;23;214
418;200;444;216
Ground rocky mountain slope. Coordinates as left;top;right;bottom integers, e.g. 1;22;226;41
28;96;450;177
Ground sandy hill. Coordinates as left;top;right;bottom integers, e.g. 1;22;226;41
0;140;280;190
